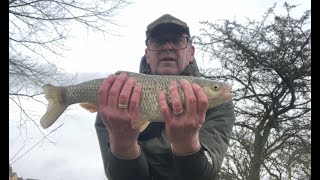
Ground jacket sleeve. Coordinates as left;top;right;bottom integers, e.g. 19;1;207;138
172;101;235;180
94;113;150;180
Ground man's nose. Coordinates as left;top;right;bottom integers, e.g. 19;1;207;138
162;40;173;50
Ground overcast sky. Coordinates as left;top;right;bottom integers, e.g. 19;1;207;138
9;0;310;179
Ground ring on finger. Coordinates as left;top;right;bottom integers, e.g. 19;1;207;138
173;109;184;117
118;103;128;109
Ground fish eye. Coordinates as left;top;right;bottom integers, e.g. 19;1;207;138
212;84;220;91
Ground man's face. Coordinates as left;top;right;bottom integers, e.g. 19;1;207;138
145;32;195;75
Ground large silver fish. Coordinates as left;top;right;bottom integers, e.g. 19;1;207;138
40;71;233;131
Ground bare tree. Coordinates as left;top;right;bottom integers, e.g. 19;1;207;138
9;0;130;129
9;0;130;165
194;3;310;179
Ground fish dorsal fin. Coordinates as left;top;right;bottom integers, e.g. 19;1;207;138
79;103;98;113
115;71;141;76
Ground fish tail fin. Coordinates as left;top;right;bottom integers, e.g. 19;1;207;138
40;84;68;129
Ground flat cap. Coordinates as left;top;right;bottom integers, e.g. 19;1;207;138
146;14;190;39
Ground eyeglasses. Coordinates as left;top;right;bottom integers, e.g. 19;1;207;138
145;36;190;51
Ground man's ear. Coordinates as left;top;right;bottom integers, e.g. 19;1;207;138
145;49;150;64
189;45;195;63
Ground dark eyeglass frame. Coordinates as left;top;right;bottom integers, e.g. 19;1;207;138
145;36;190;51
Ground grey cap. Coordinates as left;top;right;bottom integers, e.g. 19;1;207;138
146;14;190;39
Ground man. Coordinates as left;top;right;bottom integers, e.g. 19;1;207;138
95;14;235;180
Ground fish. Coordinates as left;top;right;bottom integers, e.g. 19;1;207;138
40;71;233;131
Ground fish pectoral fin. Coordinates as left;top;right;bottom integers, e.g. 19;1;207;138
131;116;150;133
139;121;150;133
79;103;98;113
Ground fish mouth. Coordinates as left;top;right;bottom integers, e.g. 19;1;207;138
227;85;233;93
223;85;234;100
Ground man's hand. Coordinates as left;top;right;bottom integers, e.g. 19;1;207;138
159;79;208;154
98;73;142;158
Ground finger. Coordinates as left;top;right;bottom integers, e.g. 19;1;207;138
98;74;116;111
170;80;184;116
118;77;136;111
192;83;208;120
128;83;141;118
180;79;197;115
108;73;128;109
158;90;171;122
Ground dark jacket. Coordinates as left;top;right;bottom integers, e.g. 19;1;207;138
95;56;236;180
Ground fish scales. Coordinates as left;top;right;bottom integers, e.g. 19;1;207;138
65;75;187;122
133;74;187;122
66;79;103;105
40;71;233;129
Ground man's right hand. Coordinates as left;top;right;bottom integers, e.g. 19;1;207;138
98;73;142;158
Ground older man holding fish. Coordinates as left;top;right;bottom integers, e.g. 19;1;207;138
39;14;235;180
94;14;236;180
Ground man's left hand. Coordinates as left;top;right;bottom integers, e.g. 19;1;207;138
158;79;208;154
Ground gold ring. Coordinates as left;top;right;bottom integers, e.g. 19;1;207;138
173;110;184;116
118;103;128;109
